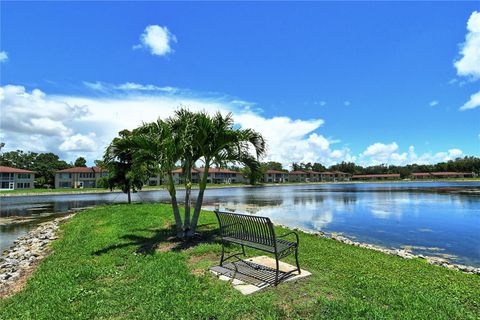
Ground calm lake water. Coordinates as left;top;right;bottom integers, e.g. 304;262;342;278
1;182;480;266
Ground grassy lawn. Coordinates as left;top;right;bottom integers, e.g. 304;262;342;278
1;204;479;319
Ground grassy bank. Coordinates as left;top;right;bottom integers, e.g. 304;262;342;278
1;204;479;319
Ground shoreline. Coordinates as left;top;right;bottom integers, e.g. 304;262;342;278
280;224;480;275
1;207;478;299
1;179;479;198
0;213;76;298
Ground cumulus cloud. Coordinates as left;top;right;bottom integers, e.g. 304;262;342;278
454;11;480;78
460;90;480;111
359;142;463;166
0;83;467;167
134;25;176;56
429;100;439;107
0;51;7;63
59;133;97;152
454;11;480;111
0;85;92;158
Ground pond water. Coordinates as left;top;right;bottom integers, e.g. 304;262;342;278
1;182;480;266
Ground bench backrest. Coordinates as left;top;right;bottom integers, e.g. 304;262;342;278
214;210;276;247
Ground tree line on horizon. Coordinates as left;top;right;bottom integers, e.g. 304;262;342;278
261;157;480;179
1;148;479;187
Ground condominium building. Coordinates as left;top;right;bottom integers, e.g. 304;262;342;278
55;166;108;188
0;166;35;190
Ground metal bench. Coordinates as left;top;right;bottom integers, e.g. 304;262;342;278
214;210;300;286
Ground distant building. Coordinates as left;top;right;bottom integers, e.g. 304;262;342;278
412;172;476;179
304;171;322;182
289;171;309;182
288;170;351;182
171;168;245;184
320;171;351;182
55;166;108;188
351;173;400;181
146;173;163;186
264;170;289;183
0;166;35;190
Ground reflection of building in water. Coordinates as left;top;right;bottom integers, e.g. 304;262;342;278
293;195;325;205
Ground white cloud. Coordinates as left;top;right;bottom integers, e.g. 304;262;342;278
83;81;107;92
460;90;480;110
429;100;439;107
0;51;8;63
361;142;399;158
84;81;178;93
454;11;480;78
134;25;176;56
359;143;464;166
114;82;177;92
0;83;467;167
59;133;97;152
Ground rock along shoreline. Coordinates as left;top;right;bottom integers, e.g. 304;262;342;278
0;214;75;298
279;224;480;275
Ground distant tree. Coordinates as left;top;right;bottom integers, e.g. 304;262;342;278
94;159;105;168
291;162;301;171
74;157;87;167
32;152;70;187
0;150;38;169
262;161;284;171
328;161;360;174
311;162;326;172
104;130;149;204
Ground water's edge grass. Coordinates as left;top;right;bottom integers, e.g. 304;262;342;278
0;203;479;319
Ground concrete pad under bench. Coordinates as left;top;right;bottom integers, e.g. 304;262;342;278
209;255;311;295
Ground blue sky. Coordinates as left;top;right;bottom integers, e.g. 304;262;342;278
1;2;479;167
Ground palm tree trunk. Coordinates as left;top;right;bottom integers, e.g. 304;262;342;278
167;173;183;238
183;165;192;237
188;164;209;237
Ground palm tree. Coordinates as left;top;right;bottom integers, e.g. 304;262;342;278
116;109;266;239
127;120;185;238
187;111;266;237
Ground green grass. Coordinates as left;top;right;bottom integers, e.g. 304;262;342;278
1;204;479;319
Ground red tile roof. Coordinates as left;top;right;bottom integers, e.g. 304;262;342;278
0;166;34;173
352;174;400;178
430;172;470;176
265;169;287;174
290;171;307;175
412;172;471;177
171;168;240;174
56;166;105;173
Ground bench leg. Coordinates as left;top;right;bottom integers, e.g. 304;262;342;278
241;245;246;256
220;243;225;266
275;255;280;286
295;246;301;275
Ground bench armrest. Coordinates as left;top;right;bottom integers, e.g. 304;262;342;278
277;231;299;244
